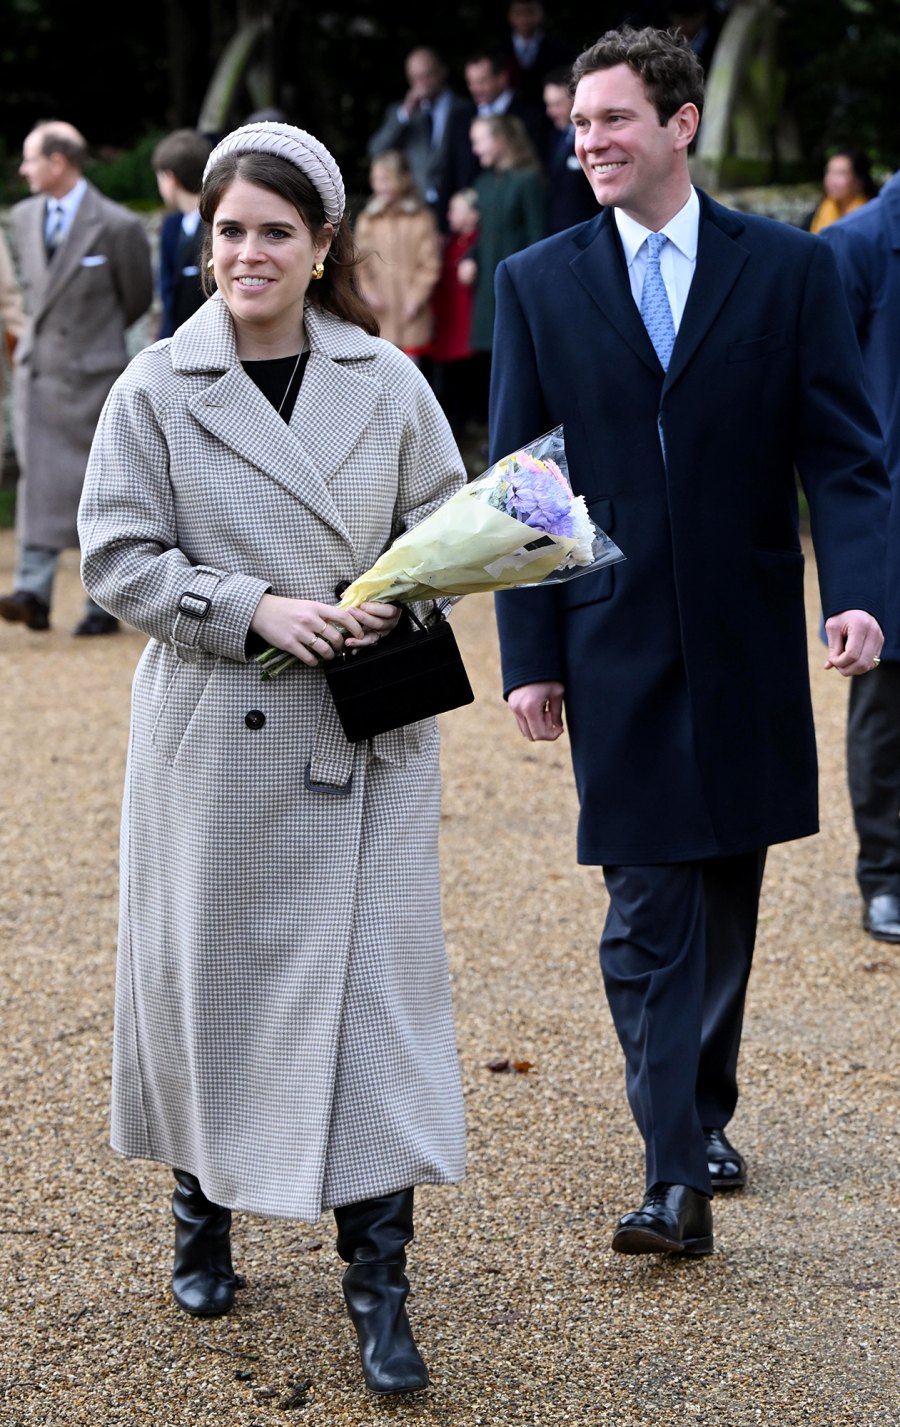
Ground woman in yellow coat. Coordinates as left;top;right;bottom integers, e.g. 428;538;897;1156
805;148;879;233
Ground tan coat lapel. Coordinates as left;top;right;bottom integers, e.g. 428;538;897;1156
35;184;106;318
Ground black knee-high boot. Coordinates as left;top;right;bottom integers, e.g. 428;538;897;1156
333;1188;429;1394
171;1169;236;1317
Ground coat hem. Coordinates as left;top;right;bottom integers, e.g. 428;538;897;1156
109;1142;465;1223
577;821;820;866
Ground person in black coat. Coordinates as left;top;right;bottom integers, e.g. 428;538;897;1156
491;25;888;1257
152;129;213;339
435;48;547;227
821;175;900;945
500;1;578;106
366;47;473;216
541;66;599;234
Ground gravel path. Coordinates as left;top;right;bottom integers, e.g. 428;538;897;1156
1;530;897;1427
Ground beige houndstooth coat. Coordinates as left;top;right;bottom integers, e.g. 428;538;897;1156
77;295;468;1221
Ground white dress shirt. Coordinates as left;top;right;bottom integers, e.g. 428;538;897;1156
614;187;700;332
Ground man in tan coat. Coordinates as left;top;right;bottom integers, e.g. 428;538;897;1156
1;120;152;635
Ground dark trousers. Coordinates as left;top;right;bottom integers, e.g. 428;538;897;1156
846;660;900;898
600;850;767;1196
430;356;482;441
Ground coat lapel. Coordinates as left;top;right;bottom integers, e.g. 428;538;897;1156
176;300;381;549
568;209;661;376
567;195;752;387
664;193;749;391
37;183;106;315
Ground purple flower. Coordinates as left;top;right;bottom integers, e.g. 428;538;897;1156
505;462;573;538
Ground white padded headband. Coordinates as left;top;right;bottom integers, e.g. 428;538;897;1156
203;121;345;223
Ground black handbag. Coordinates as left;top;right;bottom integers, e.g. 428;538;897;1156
323;607;474;742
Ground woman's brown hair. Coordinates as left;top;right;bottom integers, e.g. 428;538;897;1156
199;151;379;336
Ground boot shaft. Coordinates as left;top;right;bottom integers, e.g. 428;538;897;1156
333;1187;415;1265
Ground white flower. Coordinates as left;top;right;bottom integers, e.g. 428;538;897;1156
566;494;598;567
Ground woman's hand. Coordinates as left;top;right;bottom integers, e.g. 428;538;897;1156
343;601;402;651
250;595;366;667
457;258;477;287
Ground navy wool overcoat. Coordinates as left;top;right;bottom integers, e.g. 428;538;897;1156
492;192;890;865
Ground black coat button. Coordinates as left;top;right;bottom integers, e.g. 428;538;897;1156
334;580;351;600
244;709;266;730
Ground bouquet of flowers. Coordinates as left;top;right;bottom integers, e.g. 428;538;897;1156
257;424;624;679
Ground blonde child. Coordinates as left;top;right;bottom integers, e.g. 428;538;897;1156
354;150;441;362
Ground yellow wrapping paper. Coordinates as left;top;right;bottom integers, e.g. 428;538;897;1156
337;486;578;609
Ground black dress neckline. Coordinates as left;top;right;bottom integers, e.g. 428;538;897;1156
241;350;311;424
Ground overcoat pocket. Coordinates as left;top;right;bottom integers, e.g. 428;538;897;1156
558;497;616;610
726;331;787;362
150;659;217;766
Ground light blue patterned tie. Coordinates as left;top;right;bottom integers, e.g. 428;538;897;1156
45;203;65;259
640;231;675;371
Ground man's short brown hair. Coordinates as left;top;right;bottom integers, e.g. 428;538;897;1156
570;25;704;125
152;129;213;194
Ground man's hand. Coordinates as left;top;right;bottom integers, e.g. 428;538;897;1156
823;609;884;675
507;681;565;741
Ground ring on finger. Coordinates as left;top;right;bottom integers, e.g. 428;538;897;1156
872;656;881;667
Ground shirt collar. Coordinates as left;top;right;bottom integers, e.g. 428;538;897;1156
480;89;514;116
513;31;544;60
50;177;87;220
614;187;700;267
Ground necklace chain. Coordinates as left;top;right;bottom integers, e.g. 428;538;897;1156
276;348;306;418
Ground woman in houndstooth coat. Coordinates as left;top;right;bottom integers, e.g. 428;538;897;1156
77;122;467;1395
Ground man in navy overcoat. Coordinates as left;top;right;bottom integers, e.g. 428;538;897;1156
821;175;900;945
491;26;889;1255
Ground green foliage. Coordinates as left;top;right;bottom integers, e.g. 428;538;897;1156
781;0;900;172
85;132;166;208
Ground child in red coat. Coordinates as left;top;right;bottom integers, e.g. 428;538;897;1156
428;189;481;439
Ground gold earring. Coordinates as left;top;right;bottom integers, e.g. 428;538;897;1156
311;260;325;281
207;258;214;271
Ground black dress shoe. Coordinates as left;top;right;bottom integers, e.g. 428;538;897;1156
612;1183;714;1256
703;1127;747;1190
72;611;119;636
0;589;50;630
862;893;900;944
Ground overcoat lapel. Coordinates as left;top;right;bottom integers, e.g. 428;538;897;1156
178;299;381;549
36;184;106;317
664;196;749;391
567;195;752;388
569;210;661;376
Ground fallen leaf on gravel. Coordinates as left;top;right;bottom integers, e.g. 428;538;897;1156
279;1379;312;1409
486;1057;534;1073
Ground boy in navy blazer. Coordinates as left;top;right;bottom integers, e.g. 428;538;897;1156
492;26;888;1255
